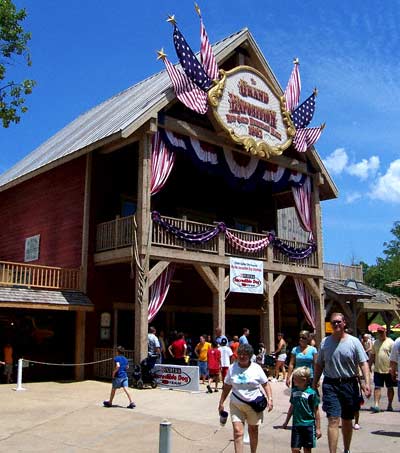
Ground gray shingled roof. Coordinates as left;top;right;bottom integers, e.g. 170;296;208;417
0;287;93;310
324;278;400;306
0;29;252;191
324;279;372;298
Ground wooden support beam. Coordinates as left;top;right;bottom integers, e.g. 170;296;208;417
213;267;226;335
74;311;86;380
148;261;170;287
271;274;286;297
303;277;322;301
194;264;219;294
337;300;353;321
134;131;152;364
224;275;230;293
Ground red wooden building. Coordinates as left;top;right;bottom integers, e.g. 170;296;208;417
0;28;338;380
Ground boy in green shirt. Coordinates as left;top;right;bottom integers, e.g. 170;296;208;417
282;366;321;452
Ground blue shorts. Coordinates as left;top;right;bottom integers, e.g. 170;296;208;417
198;361;208;377
322;378;360;420
112;377;128;389
291;425;316;449
373;372;395;388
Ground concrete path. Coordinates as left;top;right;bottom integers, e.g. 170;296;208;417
1;380;399;452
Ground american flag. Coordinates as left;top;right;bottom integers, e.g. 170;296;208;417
293;126;324;153
284;60;301;112
199;16;219;80
163;56;208;114
173;25;213;91
291;92;316;129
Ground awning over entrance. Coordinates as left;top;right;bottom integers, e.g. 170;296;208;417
0;287;94;311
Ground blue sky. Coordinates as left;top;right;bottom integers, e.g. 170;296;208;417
2;1;399;266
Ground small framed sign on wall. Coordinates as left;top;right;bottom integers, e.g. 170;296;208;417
24;234;40;262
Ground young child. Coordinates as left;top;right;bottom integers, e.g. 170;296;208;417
282;366;321;453
207;340;221;393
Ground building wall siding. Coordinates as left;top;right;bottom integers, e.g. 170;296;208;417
0;157;86;268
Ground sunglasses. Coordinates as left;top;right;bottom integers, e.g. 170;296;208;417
331;320;343;326
299;336;308;340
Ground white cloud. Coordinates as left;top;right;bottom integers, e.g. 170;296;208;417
322;149;380;181
323;148;348;174
369;159;400;203
345;192;362;204
347;156;380;180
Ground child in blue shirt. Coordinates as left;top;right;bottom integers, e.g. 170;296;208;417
282;366;321;452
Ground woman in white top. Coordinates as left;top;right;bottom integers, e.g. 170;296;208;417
218;344;273;453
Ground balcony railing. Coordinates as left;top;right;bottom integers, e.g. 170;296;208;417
95;214;319;268
323;262;363;282
0;261;82;291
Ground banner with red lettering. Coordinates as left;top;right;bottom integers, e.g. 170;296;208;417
153;364;200;392
229;257;264;294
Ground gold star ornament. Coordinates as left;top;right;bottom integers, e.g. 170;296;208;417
157;48;167;61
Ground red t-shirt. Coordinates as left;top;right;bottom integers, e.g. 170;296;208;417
207;348;221;370
171;338;186;358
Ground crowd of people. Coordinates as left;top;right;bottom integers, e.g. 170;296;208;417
100;318;400;453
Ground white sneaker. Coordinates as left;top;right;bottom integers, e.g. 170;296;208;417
271;378;277;382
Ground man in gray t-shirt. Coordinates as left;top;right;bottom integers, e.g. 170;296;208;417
313;313;371;453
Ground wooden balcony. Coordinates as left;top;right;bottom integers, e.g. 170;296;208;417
96;215;319;269
0;261;82;291
323;262;364;282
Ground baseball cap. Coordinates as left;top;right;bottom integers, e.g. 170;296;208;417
377;326;386;332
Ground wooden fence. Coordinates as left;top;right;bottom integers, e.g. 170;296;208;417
93;348;134;379
323;262;363;282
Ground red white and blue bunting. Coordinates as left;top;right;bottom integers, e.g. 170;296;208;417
157;127;308;191
151;211;316;260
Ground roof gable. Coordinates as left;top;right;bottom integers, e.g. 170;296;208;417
0;28;337;199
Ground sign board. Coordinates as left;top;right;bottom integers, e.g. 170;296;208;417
153;364;199;392
208;66;294;158
229;257;264;294
277;207;309;243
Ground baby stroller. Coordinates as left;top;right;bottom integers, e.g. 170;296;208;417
263;353;276;378
131;356;158;389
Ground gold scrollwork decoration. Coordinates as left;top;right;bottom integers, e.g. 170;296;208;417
208;69;226;107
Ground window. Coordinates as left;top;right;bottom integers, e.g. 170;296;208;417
24;235;40;262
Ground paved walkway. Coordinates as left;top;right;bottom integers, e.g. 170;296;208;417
1;380;399;452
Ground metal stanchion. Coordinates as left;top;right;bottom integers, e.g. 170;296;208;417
14;358;26;391
243;421;250;444
159;419;171;453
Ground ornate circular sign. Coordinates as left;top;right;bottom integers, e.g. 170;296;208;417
208;66;295;158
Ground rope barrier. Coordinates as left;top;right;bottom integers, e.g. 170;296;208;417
22;357;113;367
171;425;222;442
14;357;114;391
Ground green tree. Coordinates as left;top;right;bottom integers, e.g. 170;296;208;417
0;0;35;128
364;221;400;296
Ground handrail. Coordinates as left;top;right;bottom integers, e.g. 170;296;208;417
0;261;82;291
95;214;318;268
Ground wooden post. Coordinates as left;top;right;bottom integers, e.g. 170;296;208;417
74;311;86;380
314;278;325;344
75;153;92;380
263;272;275;353
213;266;226;335
312;174;323;269
134;129;153;364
